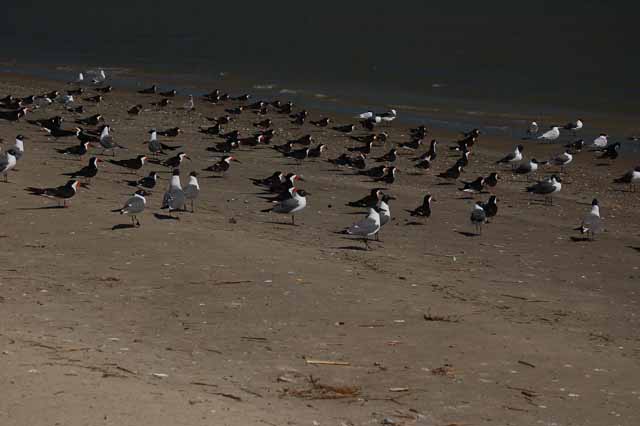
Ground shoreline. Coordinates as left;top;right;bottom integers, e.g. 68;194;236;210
1;70;639;426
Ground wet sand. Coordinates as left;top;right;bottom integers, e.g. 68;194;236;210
1;73;640;426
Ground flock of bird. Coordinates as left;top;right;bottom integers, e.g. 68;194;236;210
1;70;639;248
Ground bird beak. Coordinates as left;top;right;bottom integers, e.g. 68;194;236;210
296;176;305;182
233;158;241;163
185;156;191;160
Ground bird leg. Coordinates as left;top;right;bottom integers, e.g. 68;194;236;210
291;215;295;226
363;238;370;250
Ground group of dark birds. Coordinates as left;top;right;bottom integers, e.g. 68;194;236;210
1;74;638;244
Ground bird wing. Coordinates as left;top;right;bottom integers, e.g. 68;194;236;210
273;196;300;213
122;196;144;214
347;216;379;236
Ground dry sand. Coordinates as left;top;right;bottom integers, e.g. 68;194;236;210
1;73;640;426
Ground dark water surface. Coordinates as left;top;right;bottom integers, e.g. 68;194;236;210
1;2;639;141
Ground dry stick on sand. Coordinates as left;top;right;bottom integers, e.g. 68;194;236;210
305;359;351;366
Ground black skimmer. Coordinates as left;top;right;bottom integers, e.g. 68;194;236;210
613;166;640;191
162;152;190;169
208;140;239;153
399;139;422;150
183;171;200;212
454;151;471;168
67;88;84;96
260;186;296;203
63;157;101;183
373;166;398;184
251;171;283;188
341;207;382;250
526;175;562;205
138;85;157;94
203;155;240;175
159;89;177;97
310;117;331;127
44;126;81;139
357;165;387;179
407;194;433;219
291;134;314;146
261;188;309;225
95;85;113;93
247;100;268;110
84;95;102;103
574;199;602;240
285;147;310;162
76;114;103;126
412;140;438;162
410;125;428;138
253;119;272;129
563;119;583;133
208;115;233;125
565;139;585;152
333;124;356;133
226;106;243;115
347;188;385;208
484;172;499;188
112;190;148;227
328;153;352;166
459;177;485;194
307;144;328;158
152;98;171;108
267;173;302;194
108;155;147;174
374;148;397;163
161;169;186;216
595;142;621;160
26;179;80;207
415;158;431;169
128;104;143;115
67;105;84;114
199;124;223;135
350;134;378;144
348;141;374;155
232;93;251;101
278;102;293;114
56;141;90;160
126;171;158;190
1;150;17;182
496;144;524;166
479;195;498;221
470;202;487;235
28;115;63;129
437;165;463;180
0;107;29;122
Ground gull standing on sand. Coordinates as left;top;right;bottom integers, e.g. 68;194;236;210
99;125;126;156
496;144;524;166
343;207;382;250
184;95;195;112
261;188;309;225
549;150;573;172
375;194;394;240
183;171;200;212
514;159;540;179
162;169;186;215
1;149;18;182
613;166;640;191
537;126;560;142
11;135;26;160
470;202;487;235
526;175;562;205
575;199;602;240
592;133;608;148
112;190;148;227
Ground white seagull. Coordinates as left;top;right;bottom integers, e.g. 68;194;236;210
344;207;382;250
592;133;608;148
575;199;602;240
537;126;560;142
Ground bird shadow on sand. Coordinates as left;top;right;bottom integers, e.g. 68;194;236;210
570;236;593;242
153;213;180;221
405;172;424;176
17;205;67;210
595;163;612;167
405;221;424;226
628;246;640;253
263;220;297;226
457;231;479;237
203;175;224;179
337;245;370;251
111;224;137;230
436;182;455;186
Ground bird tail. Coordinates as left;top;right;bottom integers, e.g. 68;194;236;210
25;187;45;195
111;208;123;213
574;225;588;234
260;207;272;213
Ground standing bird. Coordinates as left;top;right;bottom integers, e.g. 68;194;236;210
99;125;125;156
108;155;147;174
480;195;498;220
484;172;499;188
203;155;240;175
56;141;90;160
537;126;561;142
470;202;487;235
128;104;143;115
549;151;573;172
613;166;640;191
183;171;200;212
565;139;585;152
514;159;539;179
564;119;583;133
459;177;485;194
596;142;621;160
347;188;385;208
63;157;101;183
1;150;18;182
375;194;394;240
526;121;539;136
592;133;608;148
162;152;190;169
10;135;26;160
310;117;331;127
575;199;602;240
112;190;148;227
407;194;433;219
342;207;382;250
307;143;328;158
161;169;186;216
138;85;157;94
374;166;398;184
374;148;397;163
126;171;158;190
496;144;524;166
26;180;80;207
437;165;463;181
261;188;309;225
526;175;562;205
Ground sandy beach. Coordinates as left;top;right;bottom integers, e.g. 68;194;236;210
1;72;639;426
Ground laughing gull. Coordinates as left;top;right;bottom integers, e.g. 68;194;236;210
343;207;382;250
549;151;573;172
514;159;540;179
480;195;498;220
575;199;602;240
613;166;640;191
113;189;148;227
26;179;80;207
99;125;126;156
10;135;26;160
1;149;17;182
261;188;309;225
496;144;524;166
161;169;186;215
407;194;433;219
183;171;200;212
375;194;394;240
537;126;560;142
470;202;487;235
526;175;562;205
